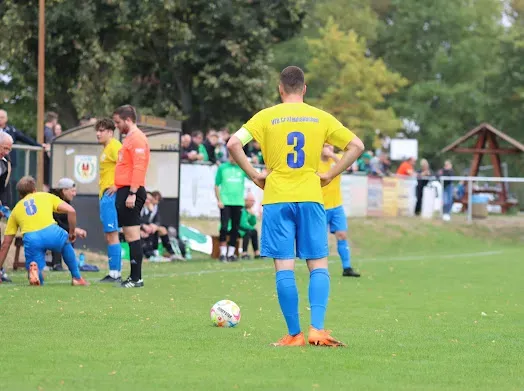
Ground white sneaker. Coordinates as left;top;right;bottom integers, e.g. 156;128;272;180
443;214;451;222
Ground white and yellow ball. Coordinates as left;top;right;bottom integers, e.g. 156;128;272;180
210;300;241;328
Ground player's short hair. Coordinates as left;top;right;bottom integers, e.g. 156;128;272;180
280;66;305;94
151;190;162;201
113;105;137;123
95;118;115;132
45;111;58;123
17;176;36;198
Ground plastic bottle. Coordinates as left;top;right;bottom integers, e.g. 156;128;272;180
78;253;85;267
184;240;192;260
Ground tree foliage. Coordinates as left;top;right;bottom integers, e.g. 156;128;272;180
0;0;306;132
307;19;407;137
371;0;506;161
0;0;127;130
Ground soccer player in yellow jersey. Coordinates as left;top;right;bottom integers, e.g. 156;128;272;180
95;119;124;283
318;144;360;277
227;66;364;347
0;176;88;286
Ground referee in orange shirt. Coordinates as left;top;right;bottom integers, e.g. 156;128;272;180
113;105;150;288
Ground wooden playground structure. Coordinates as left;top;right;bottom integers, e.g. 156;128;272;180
441;123;523;213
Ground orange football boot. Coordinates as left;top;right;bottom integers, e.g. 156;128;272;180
270;332;306;347
308;326;347;347
28;262;41;286
72;277;90;286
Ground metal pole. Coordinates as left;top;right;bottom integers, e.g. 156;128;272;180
467;178;473;224
24;150;30;177
36;0;45;190
502;162;509;194
440;178;444;218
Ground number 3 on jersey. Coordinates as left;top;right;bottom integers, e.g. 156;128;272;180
287;131;305;169
24;199;38;216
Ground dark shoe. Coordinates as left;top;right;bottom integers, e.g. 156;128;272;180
100;275;122;283
228;255;238;262
241;254;251;260
219;255;228;263
120;277;144;288
343;268;361;277
52;264;65;272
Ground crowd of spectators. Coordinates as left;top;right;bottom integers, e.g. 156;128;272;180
181;128;264;166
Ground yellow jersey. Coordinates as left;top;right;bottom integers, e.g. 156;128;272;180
242;103;355;205
5;192;63;235
318;154;343;209
99;138;122;198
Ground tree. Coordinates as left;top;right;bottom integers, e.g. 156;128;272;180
272;0;382;100
119;0;306;131
1;0;306;132
306;19;407;137
0;0;127;129
372;0;505;161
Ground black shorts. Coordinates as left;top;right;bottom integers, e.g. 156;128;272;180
116;186;147;227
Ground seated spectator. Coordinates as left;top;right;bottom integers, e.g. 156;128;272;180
370;152;391;177
396;157;417;177
191;130;208;161
50;178;87;271
239;193;260;260
201;130;219;164
380;153;392;176
181;134;202;162
151;190;186;258
355;152;372;174
216;128;230;163
140;192;182;260
244;140;264;165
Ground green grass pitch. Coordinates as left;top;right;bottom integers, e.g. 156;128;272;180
0;219;523;390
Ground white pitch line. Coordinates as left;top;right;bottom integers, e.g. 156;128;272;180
0;250;505;286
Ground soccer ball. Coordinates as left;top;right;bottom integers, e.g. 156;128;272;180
210;300;241;328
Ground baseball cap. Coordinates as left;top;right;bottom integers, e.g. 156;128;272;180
56;177;76;189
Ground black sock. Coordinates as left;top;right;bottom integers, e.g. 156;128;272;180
128;240;143;281
160;234;174;254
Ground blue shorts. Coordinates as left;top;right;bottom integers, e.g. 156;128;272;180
100;192;119;233
23;224;68;270
326;205;348;234
261;202;328;260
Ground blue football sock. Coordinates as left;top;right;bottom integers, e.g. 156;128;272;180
337;239;351;269
62;243;81;279
276;270;301;336
107;243;122;272
309;268;330;330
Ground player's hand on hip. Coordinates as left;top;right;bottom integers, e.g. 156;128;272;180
317;172;333;187
126;194;136;209
252;169;271;190
106;185;117;196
